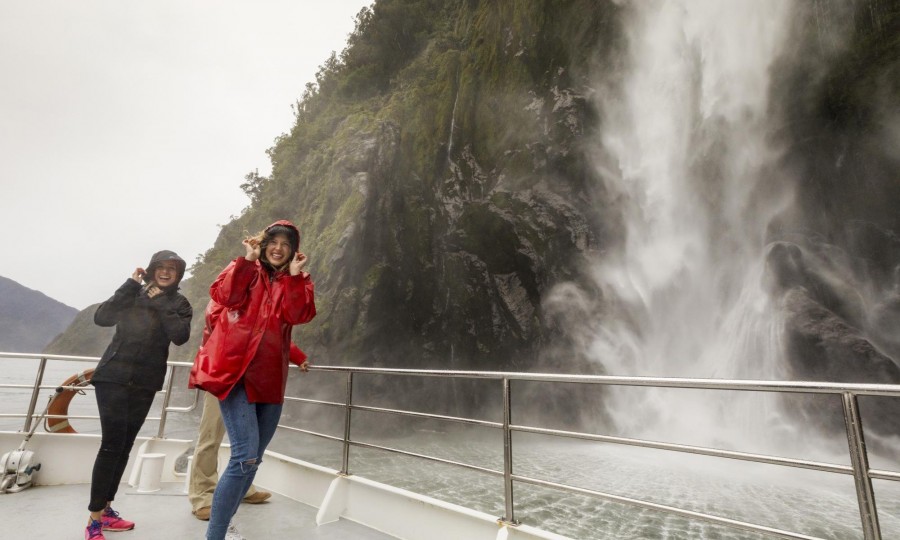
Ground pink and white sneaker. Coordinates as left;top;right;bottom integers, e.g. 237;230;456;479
101;507;135;531
85;519;106;539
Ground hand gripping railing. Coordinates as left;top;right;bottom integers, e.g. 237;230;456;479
283;366;900;540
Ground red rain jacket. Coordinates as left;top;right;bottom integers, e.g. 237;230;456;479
189;220;316;403
200;299;308;366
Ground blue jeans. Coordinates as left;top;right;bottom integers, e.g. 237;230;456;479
205;383;282;540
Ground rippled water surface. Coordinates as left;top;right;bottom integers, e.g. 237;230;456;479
270;425;900;540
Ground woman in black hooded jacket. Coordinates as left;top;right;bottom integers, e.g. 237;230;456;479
84;250;193;540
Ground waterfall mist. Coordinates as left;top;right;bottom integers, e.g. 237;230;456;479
548;0;845;458
594;0;793;377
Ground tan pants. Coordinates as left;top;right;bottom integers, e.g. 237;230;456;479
188;391;258;511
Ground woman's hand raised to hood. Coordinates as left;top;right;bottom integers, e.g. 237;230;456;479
243;238;261;262
289;251;309;276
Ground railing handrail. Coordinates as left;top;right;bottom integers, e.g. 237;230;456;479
309;365;900;396
0;352;200;435
2;351;896;539
0;351;101;362
4;352;900;395
295;365;898;540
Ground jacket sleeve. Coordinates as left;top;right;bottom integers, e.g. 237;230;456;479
281;273;316;325
209;258;257;308
94;279;141;327
150;294;193;346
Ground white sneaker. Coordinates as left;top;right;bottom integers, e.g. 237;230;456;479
224;521;246;540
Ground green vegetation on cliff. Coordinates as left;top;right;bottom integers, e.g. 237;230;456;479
174;0;623;373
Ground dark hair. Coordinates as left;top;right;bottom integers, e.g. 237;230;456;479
259;225;299;271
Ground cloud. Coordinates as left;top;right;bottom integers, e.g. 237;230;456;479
0;0;369;309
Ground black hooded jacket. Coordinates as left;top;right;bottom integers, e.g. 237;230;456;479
91;250;193;391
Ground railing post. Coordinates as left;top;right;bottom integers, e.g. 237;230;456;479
23;356;48;432
341;371;354;475
842;392;881;540
501;377;518;525
156;364;176;439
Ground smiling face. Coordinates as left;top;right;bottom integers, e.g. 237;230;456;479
152;261;180;288
263;233;294;268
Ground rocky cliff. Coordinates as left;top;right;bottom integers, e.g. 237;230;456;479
49;1;899;433
179;0;622;378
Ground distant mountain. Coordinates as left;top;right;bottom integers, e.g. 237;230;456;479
0;275;78;353
42;303;114;357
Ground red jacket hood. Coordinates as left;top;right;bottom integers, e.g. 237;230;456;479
266;220;300;236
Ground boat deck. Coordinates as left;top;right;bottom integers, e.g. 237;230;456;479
1;482;393;540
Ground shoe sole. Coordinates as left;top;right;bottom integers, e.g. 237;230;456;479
102;525;135;532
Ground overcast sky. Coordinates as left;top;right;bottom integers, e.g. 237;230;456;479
0;0;369;310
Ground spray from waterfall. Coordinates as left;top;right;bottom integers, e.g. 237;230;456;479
556;0;833;455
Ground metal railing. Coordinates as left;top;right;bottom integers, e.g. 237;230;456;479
284;366;900;540
0;352;199;437
3;352;899;539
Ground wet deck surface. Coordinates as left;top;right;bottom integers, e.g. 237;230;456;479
2;482;395;539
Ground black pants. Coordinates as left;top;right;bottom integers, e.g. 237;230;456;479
88;382;156;512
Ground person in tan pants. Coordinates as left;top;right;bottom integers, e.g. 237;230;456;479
188;296;310;521
188;391;271;520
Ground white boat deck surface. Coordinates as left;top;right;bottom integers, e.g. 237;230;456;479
1;482;394;540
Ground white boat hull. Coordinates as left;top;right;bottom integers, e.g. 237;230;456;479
0;431;571;540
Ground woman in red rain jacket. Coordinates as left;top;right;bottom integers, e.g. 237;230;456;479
189;220;315;540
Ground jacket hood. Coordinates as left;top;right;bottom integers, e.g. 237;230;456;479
145;250;187;286
266;220;300;238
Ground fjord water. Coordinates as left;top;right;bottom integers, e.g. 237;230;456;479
268;426;900;540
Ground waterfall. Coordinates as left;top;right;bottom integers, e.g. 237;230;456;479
579;0;812;452
447;67;461;160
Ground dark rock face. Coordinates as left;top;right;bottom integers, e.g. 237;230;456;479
765;236;900;438
772;1;900;243
763;1;900;389
781;287;899;384
227;0;624;378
